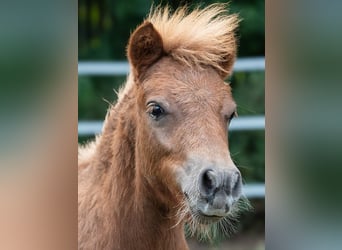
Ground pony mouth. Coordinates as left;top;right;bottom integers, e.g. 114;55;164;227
196;211;224;224
188;207;225;225
184;192;225;224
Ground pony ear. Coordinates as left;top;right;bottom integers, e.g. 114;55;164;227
218;52;236;79
217;33;237;79
127;22;164;79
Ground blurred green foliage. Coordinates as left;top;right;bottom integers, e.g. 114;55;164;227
78;0;264;184
79;0;264;59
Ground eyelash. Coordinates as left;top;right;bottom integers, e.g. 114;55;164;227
227;111;237;123
146;102;166;121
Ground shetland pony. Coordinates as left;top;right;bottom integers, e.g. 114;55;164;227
79;4;248;250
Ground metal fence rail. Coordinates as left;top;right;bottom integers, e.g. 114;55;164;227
78;116;265;136
78;57;265;76
243;183;265;199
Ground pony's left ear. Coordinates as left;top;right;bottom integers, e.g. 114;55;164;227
218;52;237;79
127;22;164;79
216;33;237;79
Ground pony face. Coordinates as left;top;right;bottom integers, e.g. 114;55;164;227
137;57;243;227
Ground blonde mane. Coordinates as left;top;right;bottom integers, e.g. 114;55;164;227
147;4;239;75
117;4;239;103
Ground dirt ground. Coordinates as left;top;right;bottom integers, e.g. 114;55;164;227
187;231;265;250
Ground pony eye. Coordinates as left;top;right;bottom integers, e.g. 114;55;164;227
227;111;237;123
147;103;165;120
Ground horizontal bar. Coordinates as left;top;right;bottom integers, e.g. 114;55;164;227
78;61;129;76
78;57;265;76
243;183;265;199
78;116;264;136
229;115;265;131
79;121;103;136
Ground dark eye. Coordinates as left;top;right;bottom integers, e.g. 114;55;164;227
147;103;165;120
227;111;237;123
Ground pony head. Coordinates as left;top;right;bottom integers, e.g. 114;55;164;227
126;4;247;237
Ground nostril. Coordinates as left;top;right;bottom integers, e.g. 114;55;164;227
199;169;217;196
203;171;214;189
231;171;242;197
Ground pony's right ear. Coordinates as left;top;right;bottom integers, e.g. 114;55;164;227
127;22;164;79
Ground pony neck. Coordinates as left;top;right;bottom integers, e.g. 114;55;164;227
95;81;188;250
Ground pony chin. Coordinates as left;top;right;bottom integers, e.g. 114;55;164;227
182;193;251;242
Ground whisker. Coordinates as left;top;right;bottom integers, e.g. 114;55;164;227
102;97;114;109
113;88;120;98
230;151;241;157
236;105;257;115
169;200;189;229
